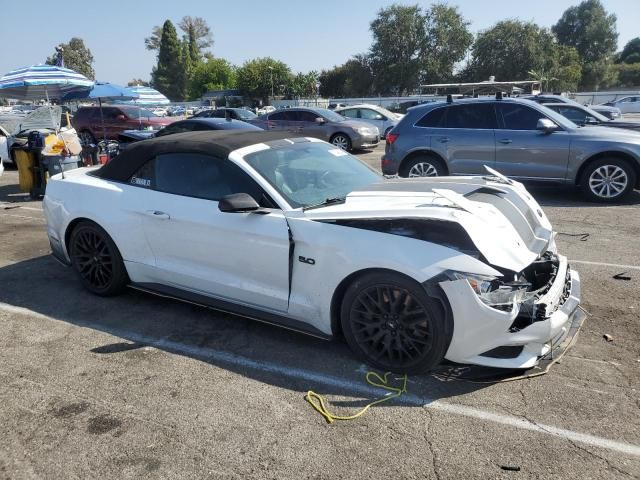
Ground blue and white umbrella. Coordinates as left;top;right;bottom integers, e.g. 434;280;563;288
119;85;170;105
0;64;94;101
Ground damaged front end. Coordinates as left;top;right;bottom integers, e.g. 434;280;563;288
438;252;584;369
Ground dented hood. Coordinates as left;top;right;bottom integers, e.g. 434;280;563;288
294;176;554;273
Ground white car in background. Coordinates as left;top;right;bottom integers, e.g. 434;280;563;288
336;104;404;138
602;96;640;114
43;131;584;374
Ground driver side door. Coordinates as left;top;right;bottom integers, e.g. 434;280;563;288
128;153;291;312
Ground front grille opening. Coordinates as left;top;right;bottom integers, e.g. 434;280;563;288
479;345;525;359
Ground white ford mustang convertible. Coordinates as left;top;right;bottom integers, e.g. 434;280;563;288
43;131;584;374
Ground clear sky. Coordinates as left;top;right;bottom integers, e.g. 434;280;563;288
0;0;637;84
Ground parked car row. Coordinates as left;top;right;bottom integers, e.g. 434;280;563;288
525;94;623;119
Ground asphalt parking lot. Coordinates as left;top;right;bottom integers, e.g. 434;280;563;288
0;146;639;479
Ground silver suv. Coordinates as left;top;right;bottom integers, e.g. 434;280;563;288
382;98;640;202
250;107;379;151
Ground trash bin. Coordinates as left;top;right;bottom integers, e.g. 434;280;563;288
41;154;81;178
14;149;36;193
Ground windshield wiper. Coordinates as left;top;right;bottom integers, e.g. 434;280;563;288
303;197;346;211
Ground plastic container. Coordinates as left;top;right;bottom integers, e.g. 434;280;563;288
14;149;36;193
41;155;81;177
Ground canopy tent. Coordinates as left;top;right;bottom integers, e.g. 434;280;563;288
0;64;93;101
117;86;170;105
62;81;138;103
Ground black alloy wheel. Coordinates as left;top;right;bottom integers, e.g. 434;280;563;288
69;222;128;296
341;272;451;374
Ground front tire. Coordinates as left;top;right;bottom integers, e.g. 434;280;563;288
68;221;128;296
340;272;452;374
400;155;446;178
330;133;352;151
580;157;636;202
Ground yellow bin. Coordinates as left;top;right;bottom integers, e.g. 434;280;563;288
14;149;36;193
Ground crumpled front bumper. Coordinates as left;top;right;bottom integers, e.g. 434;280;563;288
439;254;583;369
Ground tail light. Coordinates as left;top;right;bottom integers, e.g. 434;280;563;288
386;132;399;145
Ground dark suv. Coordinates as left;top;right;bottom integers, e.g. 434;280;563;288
382;98;640;202
72;105;175;143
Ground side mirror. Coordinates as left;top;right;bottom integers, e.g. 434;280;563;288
218;193;267;213
374;114;385;120
585;116;598;125
116;114;126;121
315;117;326;124
536;118;557;134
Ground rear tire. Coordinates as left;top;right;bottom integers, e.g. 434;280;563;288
400;154;446;178
579;157;636;203
340;271;452;374
68;221;128;296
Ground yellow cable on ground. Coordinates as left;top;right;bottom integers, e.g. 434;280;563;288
305;371;408;423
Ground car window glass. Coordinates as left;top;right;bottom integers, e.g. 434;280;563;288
103;108;122;120
497;103;547;130
556;106;588;124
341;109;358;118
129;153;267;203
268;111;291;121
360;109;383;120
296;111;320;122
445;104;497;129
415;107;446;127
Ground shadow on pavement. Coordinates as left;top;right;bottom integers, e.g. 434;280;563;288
0;255;489;406
516;183;640;208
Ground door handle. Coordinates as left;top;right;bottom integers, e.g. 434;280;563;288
145;210;170;220
498;139;513;144
437;137;449;143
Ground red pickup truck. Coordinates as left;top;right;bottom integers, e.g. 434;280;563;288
72;105;175;143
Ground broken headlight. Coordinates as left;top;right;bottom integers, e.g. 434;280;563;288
445;272;531;307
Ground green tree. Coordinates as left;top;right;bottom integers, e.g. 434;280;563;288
619;38;640;64
421;4;473;84
236;58;292;103
318;55;373;98
127;78;150;87
45;37;95;80
369;4;426;95
145;16;212;59
464;20;581;91
553;0;618;89
318;66;348;98
188;58;237;99
368;3;472;94
151;20;186;101
178;16;213;64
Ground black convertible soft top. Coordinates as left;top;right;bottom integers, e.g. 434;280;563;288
93;130;297;182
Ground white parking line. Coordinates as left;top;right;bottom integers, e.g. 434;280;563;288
571;260;640;271
0;301;639;457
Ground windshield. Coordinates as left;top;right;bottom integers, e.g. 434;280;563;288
244;141;381;208
124;108;159;119
314;109;346;123
235;109;257;120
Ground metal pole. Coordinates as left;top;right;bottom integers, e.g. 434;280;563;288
99;98;107;143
